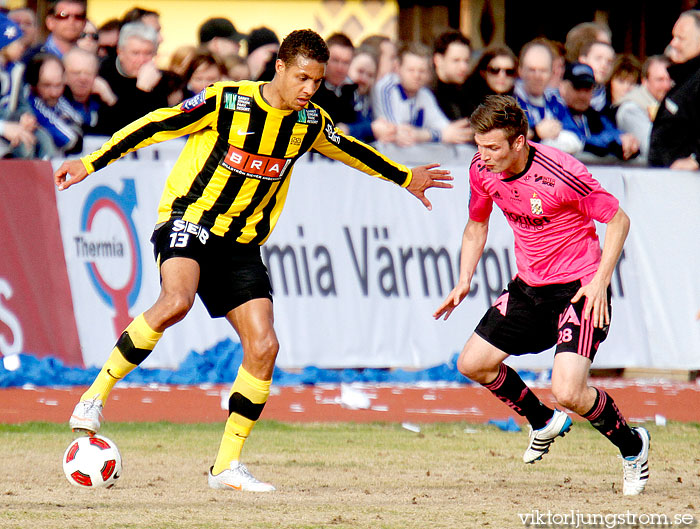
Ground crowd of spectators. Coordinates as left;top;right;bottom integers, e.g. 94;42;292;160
0;1;698;170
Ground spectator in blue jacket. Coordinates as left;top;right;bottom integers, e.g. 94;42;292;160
23;0;86;62
0;12;42;158
340;46;396;143
555;62;639;160
373;42;470;146
514;39;569;143
63;47;116;134
24;52;83;155
577;40;615;112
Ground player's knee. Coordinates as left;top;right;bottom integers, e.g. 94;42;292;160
160;292;194;323
551;386;585;412
457;353;490;383
246;334;279;363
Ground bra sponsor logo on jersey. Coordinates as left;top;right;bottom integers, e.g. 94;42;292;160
181;89;207;112
223;93;251;112
297;108;318;124
221;145;291;181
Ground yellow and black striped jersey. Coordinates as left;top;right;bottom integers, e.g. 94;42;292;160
81;80;413;245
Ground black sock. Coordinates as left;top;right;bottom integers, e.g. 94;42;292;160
583;388;642;458
482;364;553;430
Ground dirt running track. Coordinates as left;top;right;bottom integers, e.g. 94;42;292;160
2;379;700;425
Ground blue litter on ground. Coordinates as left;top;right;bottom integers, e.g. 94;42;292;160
487;417;522;432
0;338;547;388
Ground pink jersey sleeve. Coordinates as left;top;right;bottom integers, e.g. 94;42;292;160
556;155;619;223
468;158;493;222
574;186;619;223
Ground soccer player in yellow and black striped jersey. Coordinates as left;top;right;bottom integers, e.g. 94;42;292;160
55;29;452;492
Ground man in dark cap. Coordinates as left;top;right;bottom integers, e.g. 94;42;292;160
555;62;639;159
199;17;246;58
246;26;279;81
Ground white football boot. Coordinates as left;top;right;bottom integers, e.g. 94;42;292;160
208;461;276;492
523;409;572;463
69;395;103;434
621;427;650;496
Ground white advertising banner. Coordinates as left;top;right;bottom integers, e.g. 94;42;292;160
54;156;233;368
266;160;655;370
53;146;699;370
622;170;700;368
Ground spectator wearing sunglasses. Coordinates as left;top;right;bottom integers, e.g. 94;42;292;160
77;20;99;55
24;0;87;62
463;44;517;117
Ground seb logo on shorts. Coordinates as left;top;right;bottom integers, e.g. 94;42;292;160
221;145;291;181
169;219;209;247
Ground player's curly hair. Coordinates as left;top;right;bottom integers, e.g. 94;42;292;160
470;95;529;145
278;29;330;66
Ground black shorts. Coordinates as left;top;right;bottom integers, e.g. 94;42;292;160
151;219;272;318
474;276;610;361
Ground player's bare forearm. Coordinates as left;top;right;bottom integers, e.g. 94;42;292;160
434;219;488;320
458;219;488;281
572;207;629;326
593;207;630;286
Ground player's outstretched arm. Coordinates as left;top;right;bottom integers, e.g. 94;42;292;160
54;159;89;191
406;163;453;210
434;219;488;320
571;206;630;328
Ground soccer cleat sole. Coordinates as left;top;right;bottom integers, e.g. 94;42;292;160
525;423;572;464
71;427;97;436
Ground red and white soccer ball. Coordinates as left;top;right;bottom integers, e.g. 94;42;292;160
62;435;122;488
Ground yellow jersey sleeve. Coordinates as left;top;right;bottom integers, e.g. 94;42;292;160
81;85;222;174
310;108;413;188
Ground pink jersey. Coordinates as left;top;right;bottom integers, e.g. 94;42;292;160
468;142;619;286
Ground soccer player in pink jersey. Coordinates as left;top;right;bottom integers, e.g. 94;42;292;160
434;95;649;496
